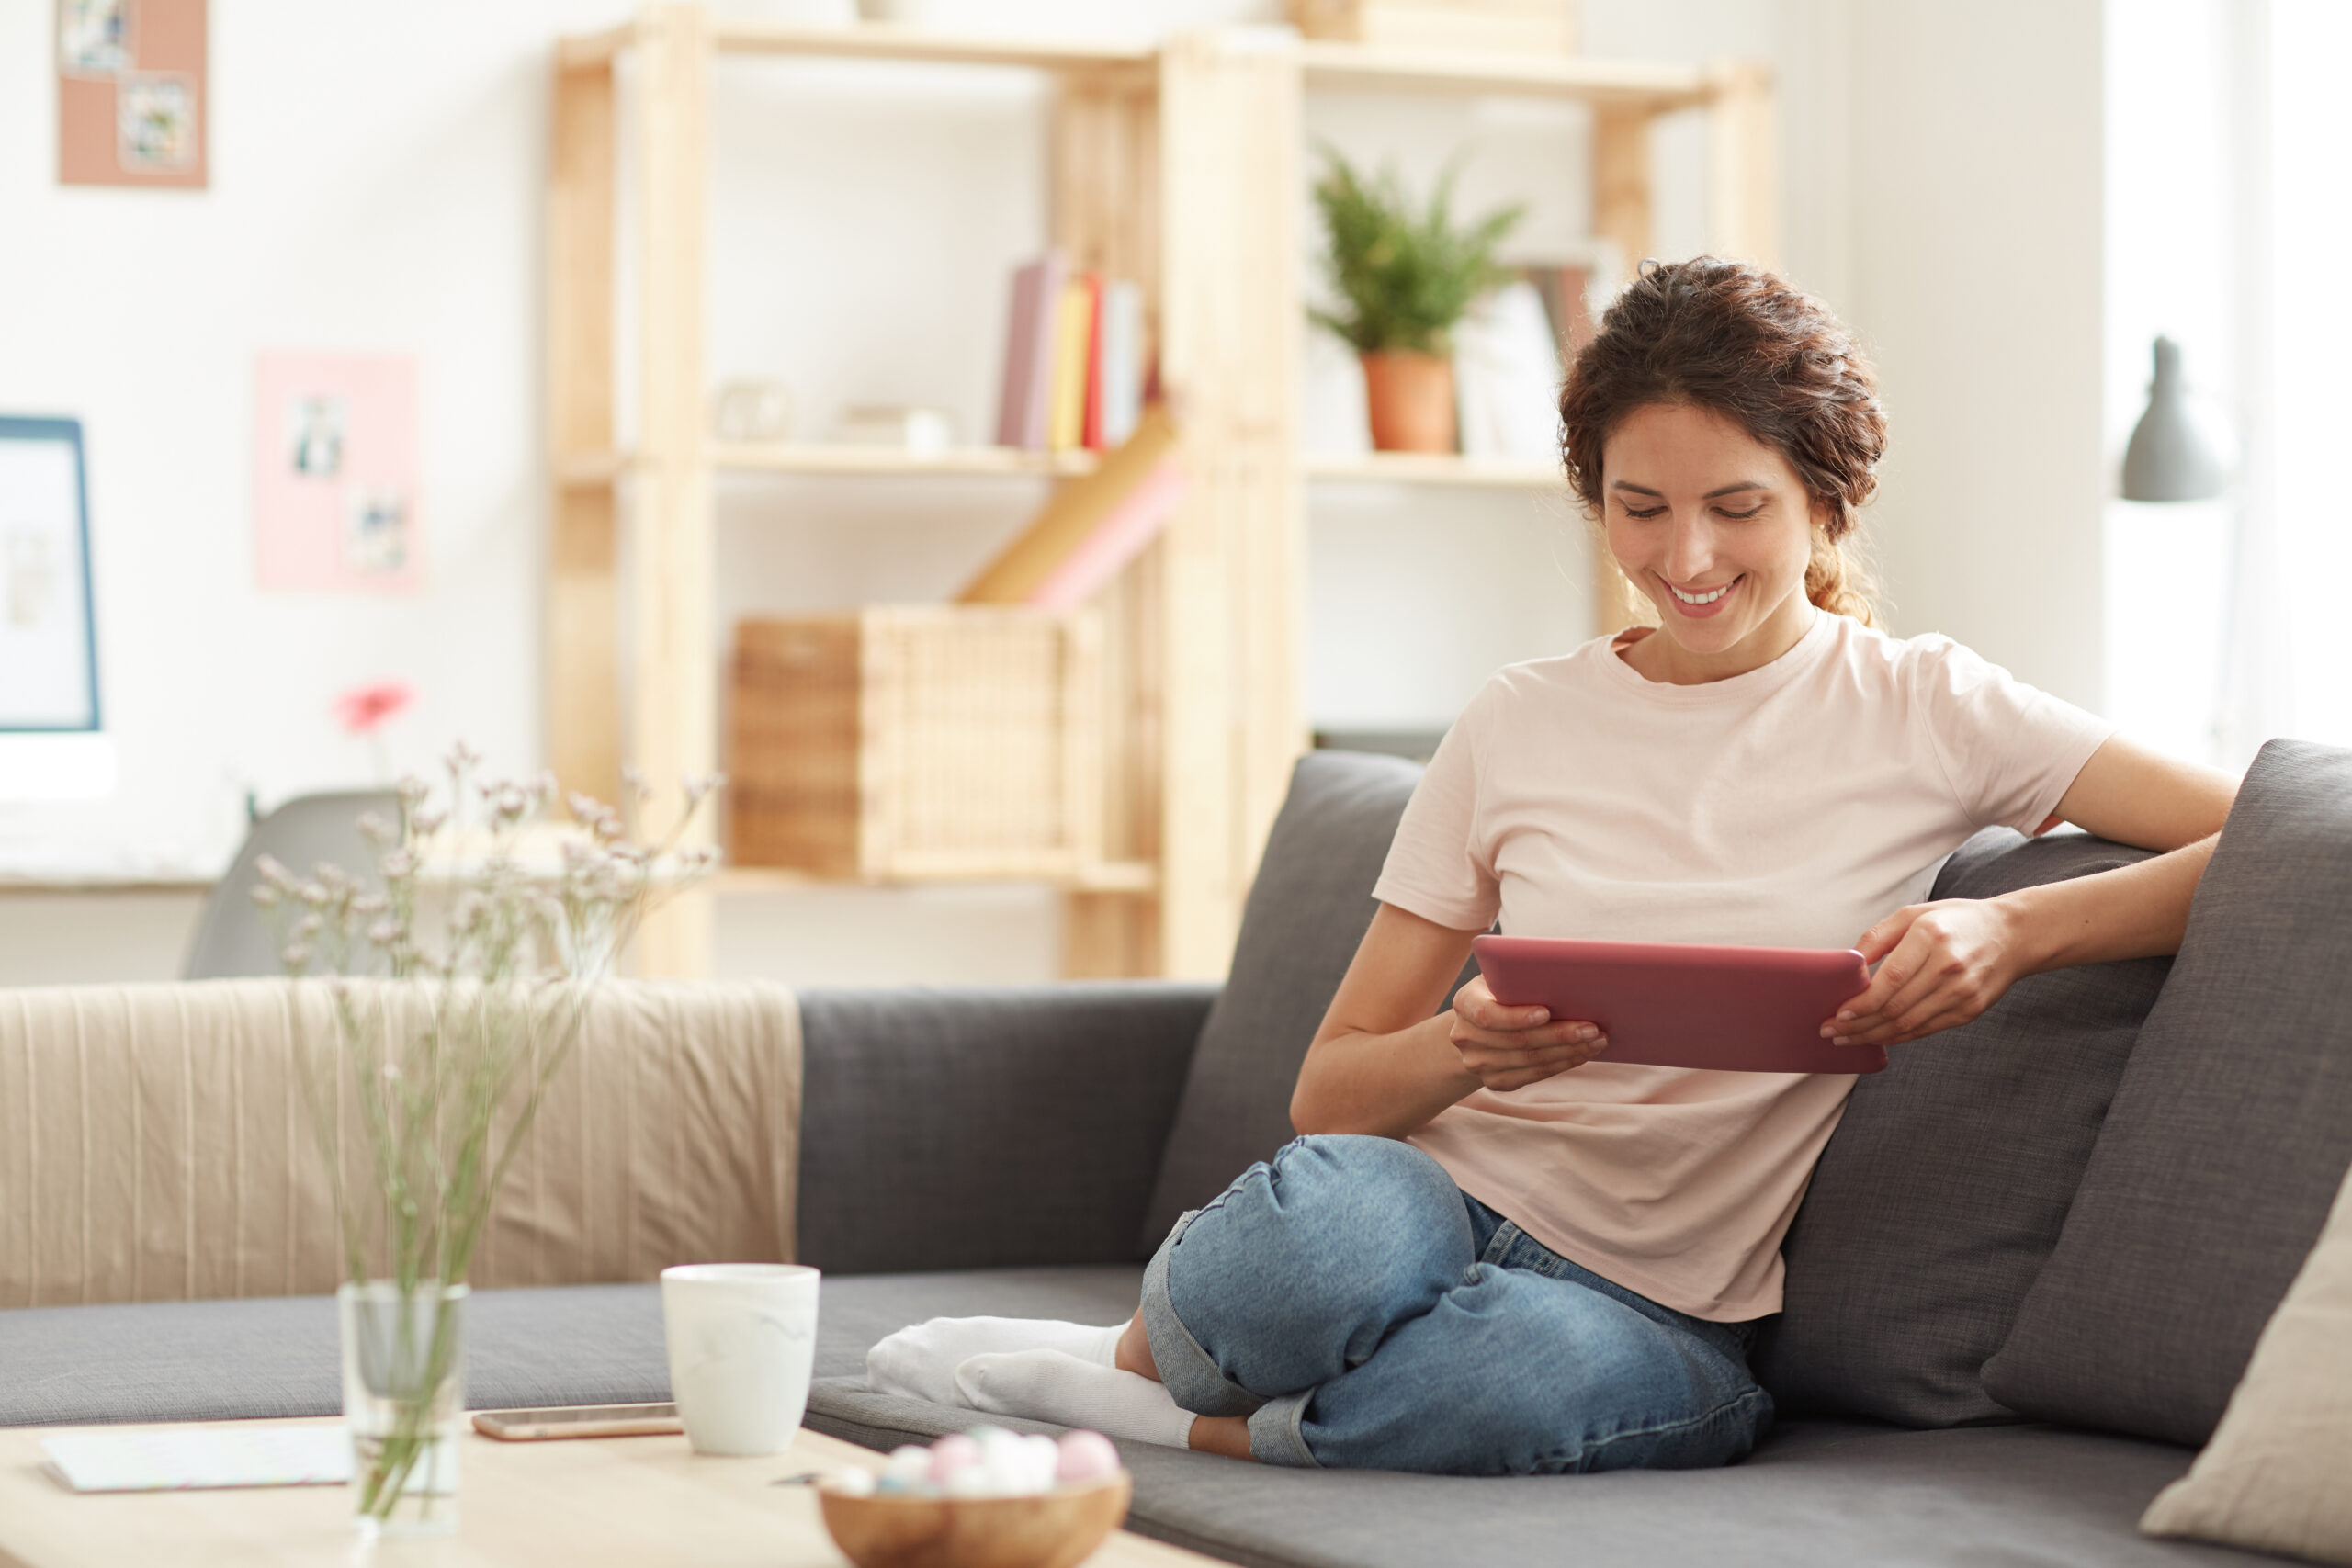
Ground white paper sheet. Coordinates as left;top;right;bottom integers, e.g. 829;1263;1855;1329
41;1427;352;1493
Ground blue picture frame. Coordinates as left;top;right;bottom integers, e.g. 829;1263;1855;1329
0;416;102;732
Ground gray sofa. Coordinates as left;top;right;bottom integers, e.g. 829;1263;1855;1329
6;740;2349;1568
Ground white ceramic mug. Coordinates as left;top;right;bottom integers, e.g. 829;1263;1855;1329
661;1263;820;1457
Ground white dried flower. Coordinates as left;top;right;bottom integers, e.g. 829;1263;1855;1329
379;851;417;880
292;912;324;940
356;812;397;848
409;809;446;837
249;885;281;909
619;764;650;804
368;919;402;946
351;893;389;917
254;854;295;889
296;881;330;908
280;943;311;969
396;774;430;806
447;741;481;773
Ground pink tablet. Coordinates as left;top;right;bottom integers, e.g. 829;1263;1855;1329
1471;935;1884;1075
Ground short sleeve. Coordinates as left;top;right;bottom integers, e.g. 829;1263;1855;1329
1911;637;2117;835
1370;690;1502;931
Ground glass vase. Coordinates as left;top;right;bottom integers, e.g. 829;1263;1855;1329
338;1280;469;1537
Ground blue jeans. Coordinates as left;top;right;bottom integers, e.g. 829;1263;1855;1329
1138;1134;1774;1474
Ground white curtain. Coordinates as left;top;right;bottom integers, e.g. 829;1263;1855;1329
2222;0;2352;761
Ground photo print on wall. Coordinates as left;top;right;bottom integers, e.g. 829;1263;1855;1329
56;0;209;189
252;354;424;593
0;419;102;732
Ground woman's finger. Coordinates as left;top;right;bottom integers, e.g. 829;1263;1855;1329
1829;920;1954;1039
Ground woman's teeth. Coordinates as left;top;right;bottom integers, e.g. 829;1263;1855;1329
1670;580;1736;605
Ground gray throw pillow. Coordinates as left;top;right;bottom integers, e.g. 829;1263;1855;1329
1139;750;1428;1249
1982;739;2352;1447
1752;829;2167;1427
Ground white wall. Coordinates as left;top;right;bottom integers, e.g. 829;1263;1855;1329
0;0;2118;985
1838;0;2108;709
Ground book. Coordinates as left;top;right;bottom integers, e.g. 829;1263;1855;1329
1454;279;1567;461
994;251;1067;450
1521;265;1597;364
1046;276;1098;453
1096;280;1145;448
957;404;1183;608
1081;275;1106;450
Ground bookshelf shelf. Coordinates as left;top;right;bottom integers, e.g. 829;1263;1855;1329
714;442;1102;479
1296;40;1712;107
555;446;1102;488
712;859;1156;897
1305;452;1565;489
544;6;1772;981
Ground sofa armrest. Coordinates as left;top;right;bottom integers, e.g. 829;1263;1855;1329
794;982;1218;1276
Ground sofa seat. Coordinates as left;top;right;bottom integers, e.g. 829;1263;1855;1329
3;1267;2238;1568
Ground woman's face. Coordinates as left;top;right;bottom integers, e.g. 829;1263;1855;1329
1600;401;1824;678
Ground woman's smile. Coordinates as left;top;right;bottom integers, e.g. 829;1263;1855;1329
1662;574;1742;616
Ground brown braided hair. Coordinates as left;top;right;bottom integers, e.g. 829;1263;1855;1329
1559;257;1884;625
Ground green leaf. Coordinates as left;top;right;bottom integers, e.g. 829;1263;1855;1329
1309;143;1525;355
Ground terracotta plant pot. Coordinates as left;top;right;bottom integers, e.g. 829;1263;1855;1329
1361;350;1457;453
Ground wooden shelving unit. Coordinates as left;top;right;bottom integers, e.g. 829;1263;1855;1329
543;7;1773;980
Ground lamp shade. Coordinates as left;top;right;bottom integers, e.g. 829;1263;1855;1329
2120;336;2232;502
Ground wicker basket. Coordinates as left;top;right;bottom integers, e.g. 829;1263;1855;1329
729;606;1103;881
1288;0;1577;52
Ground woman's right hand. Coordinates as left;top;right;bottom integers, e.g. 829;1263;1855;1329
1447;976;1609;1092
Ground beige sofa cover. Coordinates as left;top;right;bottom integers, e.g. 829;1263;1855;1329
0;979;801;1308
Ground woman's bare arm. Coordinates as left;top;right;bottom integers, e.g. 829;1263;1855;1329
1290;903;1610;1137
1827;734;2238;1047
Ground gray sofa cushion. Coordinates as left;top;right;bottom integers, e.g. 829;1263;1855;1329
1753;829;2169;1427
808;1384;2239;1568
1140;750;1430;1247
798;984;1214;1274
1984;740;2352;1446
0;1285;668;1427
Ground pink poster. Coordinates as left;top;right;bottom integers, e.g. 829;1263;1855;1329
252;352;423;592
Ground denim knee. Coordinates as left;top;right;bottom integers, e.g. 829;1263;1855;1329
1144;1135;1476;1408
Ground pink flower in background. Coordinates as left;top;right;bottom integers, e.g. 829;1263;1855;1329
334;681;414;736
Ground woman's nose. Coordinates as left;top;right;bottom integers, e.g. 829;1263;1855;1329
1661;517;1714;581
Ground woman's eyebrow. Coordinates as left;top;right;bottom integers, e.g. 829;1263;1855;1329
1608;479;1771;497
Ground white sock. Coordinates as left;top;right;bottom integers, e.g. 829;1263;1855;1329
866;1317;1125;1407
955;1348;1196;1449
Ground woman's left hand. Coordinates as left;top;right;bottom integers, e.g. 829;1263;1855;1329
1821;898;2026;1048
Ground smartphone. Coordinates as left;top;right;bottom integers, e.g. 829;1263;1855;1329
470;1403;683;1440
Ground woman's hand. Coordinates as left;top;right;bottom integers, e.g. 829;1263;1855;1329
1822;898;2026;1048
1449;974;1610;1091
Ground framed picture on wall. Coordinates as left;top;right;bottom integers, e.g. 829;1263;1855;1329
0;418;102;732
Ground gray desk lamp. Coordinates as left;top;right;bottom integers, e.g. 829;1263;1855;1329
2121;336;2231;502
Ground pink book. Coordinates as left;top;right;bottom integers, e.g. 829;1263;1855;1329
994;251;1067;450
1023;456;1188;613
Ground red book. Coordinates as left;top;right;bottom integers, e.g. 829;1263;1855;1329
1080;273;1106;451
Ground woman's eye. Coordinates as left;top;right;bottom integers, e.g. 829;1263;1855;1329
1622;505;1668;520
1714;503;1766;520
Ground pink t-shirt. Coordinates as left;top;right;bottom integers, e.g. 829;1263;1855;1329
1373;610;2115;1321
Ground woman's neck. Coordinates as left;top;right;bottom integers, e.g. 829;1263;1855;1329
1618;597;1821;685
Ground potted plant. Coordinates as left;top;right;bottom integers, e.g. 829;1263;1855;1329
254;748;716;1536
1310;147;1524;453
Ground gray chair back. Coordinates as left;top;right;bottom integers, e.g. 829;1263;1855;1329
181;791;399;979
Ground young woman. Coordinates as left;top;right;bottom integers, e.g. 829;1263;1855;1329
867;258;2238;1476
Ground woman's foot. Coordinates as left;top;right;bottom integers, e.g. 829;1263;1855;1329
954;1349;1196;1448
866;1317;1125;1406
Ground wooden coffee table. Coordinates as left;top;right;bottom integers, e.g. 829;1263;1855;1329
0;1416;1233;1567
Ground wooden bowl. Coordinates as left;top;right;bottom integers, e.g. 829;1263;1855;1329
817;1472;1134;1568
